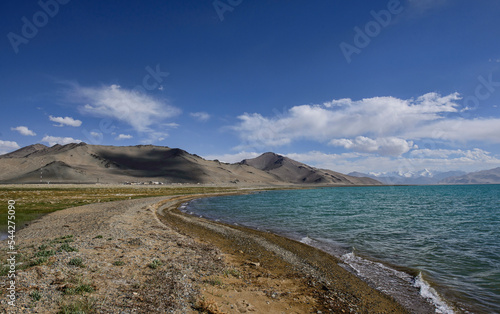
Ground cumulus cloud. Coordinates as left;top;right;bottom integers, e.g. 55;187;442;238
71;84;180;132
140;131;170;144
285;149;500;174
0;140;20;155
11;126;36;136
330;136;416;156
49;115;82;127
116;134;133;140
42;136;82;146
190;112;211;122
232;92;464;151
201;146;500;174
403;118;500;143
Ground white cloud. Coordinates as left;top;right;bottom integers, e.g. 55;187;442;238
72;84;180;132
42;136;82;146
403;118;500;143
204;151;261;163
0;140;20;155
11;126;36;136
232;92;463;150
409;148;497;162
116;134;133;140
202;147;500;174
190;112;211;122
162;122;179;128
330;136;416;156
49;115;82;127
284;149;500;174
90;131;101;138
140;131;170;144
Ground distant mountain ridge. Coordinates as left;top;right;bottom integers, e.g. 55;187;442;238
241;152;380;185
348;170;467;185
439;167;500;184
0;143;380;186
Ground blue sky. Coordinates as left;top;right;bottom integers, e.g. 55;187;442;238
1;0;500;174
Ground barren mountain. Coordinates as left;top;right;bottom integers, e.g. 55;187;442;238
0;144;380;186
240;152;381;185
439;167;500;184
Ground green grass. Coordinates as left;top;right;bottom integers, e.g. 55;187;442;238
148;259;163;269
112;260;125;266
51;235;74;244
59;243;78;252
94;235;103;239
203;277;223;286
30;290;42;301
68;257;85;268
0;186;241;233
35;249;56;257
29;257;48;267
0;265;10;276
63;284;94;295
223;268;241;278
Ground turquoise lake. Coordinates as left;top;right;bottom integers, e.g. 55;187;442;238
186;185;500;313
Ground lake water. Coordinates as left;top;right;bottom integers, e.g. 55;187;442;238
186;185;500;313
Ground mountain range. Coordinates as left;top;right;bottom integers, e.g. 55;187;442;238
348;170;467;185
0;143;380;186
349;168;500;185
439;167;500;184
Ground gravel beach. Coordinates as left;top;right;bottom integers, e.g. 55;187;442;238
1;193;411;313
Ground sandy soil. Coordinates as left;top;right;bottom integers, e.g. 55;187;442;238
0;193;412;313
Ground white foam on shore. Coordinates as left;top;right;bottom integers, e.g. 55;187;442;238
414;272;455;314
340;251;452;313
300;236;313;245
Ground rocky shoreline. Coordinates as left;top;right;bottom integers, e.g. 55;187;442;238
1;193;410;313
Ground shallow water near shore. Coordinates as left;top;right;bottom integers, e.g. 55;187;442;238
186;185;500;313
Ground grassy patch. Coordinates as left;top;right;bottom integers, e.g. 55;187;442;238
0;186;241;233
35;249;56;257
58;297;96;313
203;277;223;287
148;259;163;269
51;235;74;244
94;235;103;239
223;268;241;278
112;260;125;266
30;290;42;301
59;243;78;252
0;265;10;276
29;257;48;267
68;257;85;268
63;284;94;295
